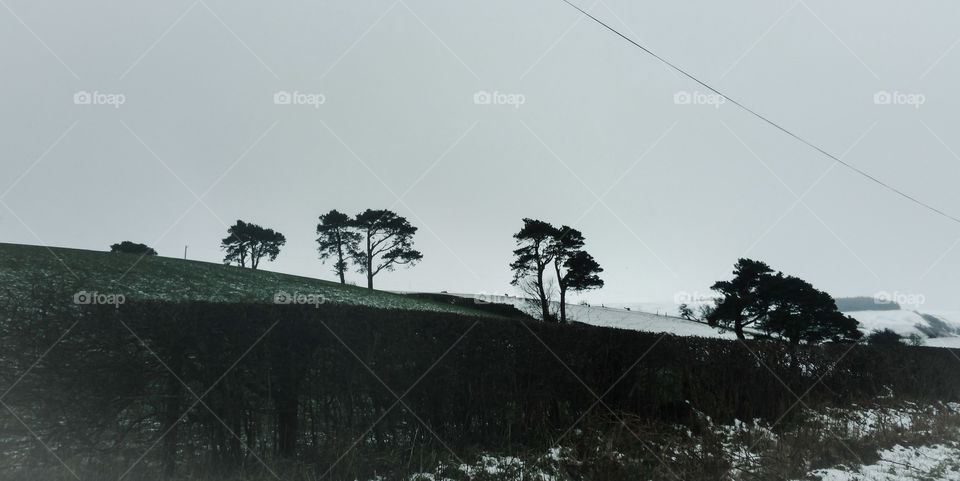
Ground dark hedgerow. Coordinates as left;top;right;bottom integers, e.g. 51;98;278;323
1;296;959;480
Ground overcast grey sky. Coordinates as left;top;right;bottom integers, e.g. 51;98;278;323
2;0;959;308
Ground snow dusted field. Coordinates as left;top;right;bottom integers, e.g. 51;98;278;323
461;293;960;348
463;293;738;338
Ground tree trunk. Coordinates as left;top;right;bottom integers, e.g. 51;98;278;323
536;265;550;322
554;259;566;323
161;355;183;479
734;318;746;340
336;232;346;284
276;394;299;458
366;232;374;289
559;287;567;323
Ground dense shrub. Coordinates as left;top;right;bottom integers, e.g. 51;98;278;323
2;295;959;480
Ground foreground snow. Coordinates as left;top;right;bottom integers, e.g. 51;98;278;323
387;402;960;481
798;443;960;481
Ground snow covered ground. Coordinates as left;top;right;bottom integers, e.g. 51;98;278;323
463;293;738;339
458;293;960;347
798;443;960;481
391;402;960;481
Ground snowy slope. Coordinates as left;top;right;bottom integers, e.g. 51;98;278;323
845;310;960;338
455;293;960;347
460;293;736;339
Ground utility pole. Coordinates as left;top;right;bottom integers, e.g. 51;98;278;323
184;244;188;260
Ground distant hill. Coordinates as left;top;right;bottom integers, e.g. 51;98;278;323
0;243;500;317
835;296;900;312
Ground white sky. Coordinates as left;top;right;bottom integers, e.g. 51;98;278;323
2;0;959;308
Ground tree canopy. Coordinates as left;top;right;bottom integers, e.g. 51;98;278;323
110;241;157;256
316;209;361;284
351;209;422;289
708;258;861;344
510;219;603;323
220;220;286;269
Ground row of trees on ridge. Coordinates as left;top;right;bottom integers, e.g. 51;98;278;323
509;218;604;323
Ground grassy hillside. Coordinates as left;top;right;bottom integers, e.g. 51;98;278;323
0;243;492;315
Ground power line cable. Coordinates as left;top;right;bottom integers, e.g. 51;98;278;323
560;0;960;225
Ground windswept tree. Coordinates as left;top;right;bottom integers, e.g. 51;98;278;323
708;258;861;344
220;220;286;269
316;209;361;284
350;209;422;289
510;218;560;322
549;226;603;323
110;241;157;256
707;258;774;339
761;274;861;345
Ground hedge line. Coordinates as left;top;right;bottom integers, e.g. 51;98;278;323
2;297;959;479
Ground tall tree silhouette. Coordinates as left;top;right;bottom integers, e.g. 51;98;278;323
350;209;422;289
549;226;603;323
510;218;560;322
316;209;360;284
221;220;286;269
558;251;604;322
